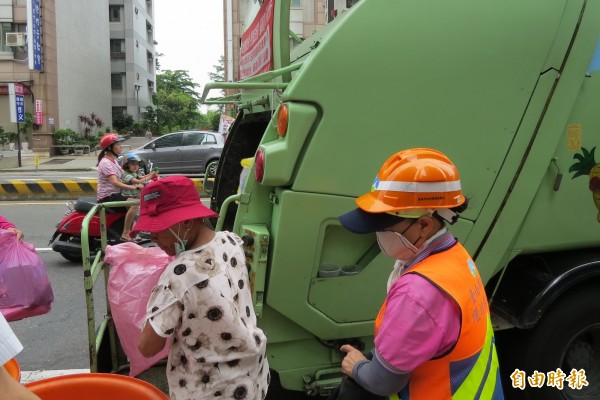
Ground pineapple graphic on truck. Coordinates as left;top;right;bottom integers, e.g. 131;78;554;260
570;146;600;222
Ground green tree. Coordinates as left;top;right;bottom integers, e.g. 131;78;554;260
208;56;226;113
112;112;134;132
208;55;225;83
196;110;221;131
21;112;33;143
141;106;159;134
154;52;163;71
151;70;202;133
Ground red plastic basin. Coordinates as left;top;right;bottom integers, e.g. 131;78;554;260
25;373;168;400
3;357;21;381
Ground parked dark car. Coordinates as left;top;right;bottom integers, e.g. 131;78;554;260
124;130;224;175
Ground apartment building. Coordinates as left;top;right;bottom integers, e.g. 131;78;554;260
222;0;327;84
109;0;156;122
0;0;110;153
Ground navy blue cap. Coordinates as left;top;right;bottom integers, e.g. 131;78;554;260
338;208;404;234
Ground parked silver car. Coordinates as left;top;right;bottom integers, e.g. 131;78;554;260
124;130;224;175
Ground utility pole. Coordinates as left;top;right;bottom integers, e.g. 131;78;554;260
16;122;21;167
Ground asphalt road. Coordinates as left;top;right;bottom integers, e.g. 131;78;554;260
2;200;99;370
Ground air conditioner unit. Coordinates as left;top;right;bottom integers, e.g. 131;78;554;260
5;32;26;47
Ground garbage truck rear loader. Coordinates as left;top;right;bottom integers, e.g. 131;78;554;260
204;1;600;398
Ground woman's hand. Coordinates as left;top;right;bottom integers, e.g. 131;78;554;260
340;344;367;377
7;227;23;241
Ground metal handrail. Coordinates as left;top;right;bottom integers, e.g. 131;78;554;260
215;193;241;232
200;62;303;104
81;200;138;373
49;144;96;156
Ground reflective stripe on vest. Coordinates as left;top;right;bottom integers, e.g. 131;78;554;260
388;323;500;400
453;319;499;399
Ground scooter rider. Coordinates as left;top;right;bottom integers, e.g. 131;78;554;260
96;133;143;241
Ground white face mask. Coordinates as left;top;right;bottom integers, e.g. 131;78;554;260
376;230;420;261
169;225;189;255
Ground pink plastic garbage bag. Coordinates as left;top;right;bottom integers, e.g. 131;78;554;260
105;242;174;377
0;229;54;322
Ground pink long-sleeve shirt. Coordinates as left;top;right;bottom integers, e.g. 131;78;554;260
0;215;16;230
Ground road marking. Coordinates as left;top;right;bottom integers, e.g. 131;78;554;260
36;248;53;251
21;369;91;384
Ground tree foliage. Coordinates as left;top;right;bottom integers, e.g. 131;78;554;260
208;55;225;83
112;112;134;132
142;63;229;135
208;56;226;114
195;111;221;131
146;70;202;133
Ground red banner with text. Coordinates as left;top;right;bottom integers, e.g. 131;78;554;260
239;0;274;80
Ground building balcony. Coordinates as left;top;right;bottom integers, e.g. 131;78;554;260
110;52;126;58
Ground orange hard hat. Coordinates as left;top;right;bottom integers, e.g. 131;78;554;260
356;148;465;213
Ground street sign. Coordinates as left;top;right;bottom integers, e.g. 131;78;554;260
8;83;25;123
15;95;25;122
27;0;42;71
35;99;43;125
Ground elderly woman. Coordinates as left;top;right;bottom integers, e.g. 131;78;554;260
134;176;269;400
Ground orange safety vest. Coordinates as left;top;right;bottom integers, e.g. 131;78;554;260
374;243;503;400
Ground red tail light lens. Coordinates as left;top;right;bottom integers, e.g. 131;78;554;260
254;149;265;182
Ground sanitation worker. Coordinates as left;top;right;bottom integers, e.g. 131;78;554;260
333;148;504;400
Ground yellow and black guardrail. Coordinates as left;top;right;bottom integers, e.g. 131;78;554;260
0;178;205;201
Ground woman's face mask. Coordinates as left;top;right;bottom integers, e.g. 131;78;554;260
169;224;190;255
376;220;422;261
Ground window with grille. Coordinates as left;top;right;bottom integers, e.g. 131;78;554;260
111;74;123;90
110;39;124;53
112;106;127;116
109;6;121;22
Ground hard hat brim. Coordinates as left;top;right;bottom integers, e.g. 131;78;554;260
338;207;405;234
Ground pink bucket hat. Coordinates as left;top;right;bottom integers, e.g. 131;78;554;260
131;176;218;235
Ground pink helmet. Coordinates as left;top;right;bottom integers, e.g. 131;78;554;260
100;133;125;150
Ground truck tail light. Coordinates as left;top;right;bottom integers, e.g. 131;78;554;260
254;149;265;183
276;104;288;137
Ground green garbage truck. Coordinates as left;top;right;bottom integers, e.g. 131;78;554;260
202;1;600;399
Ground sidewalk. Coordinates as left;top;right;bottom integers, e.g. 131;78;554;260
0;151;98;172
0;136;148;172
0;137;206;200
